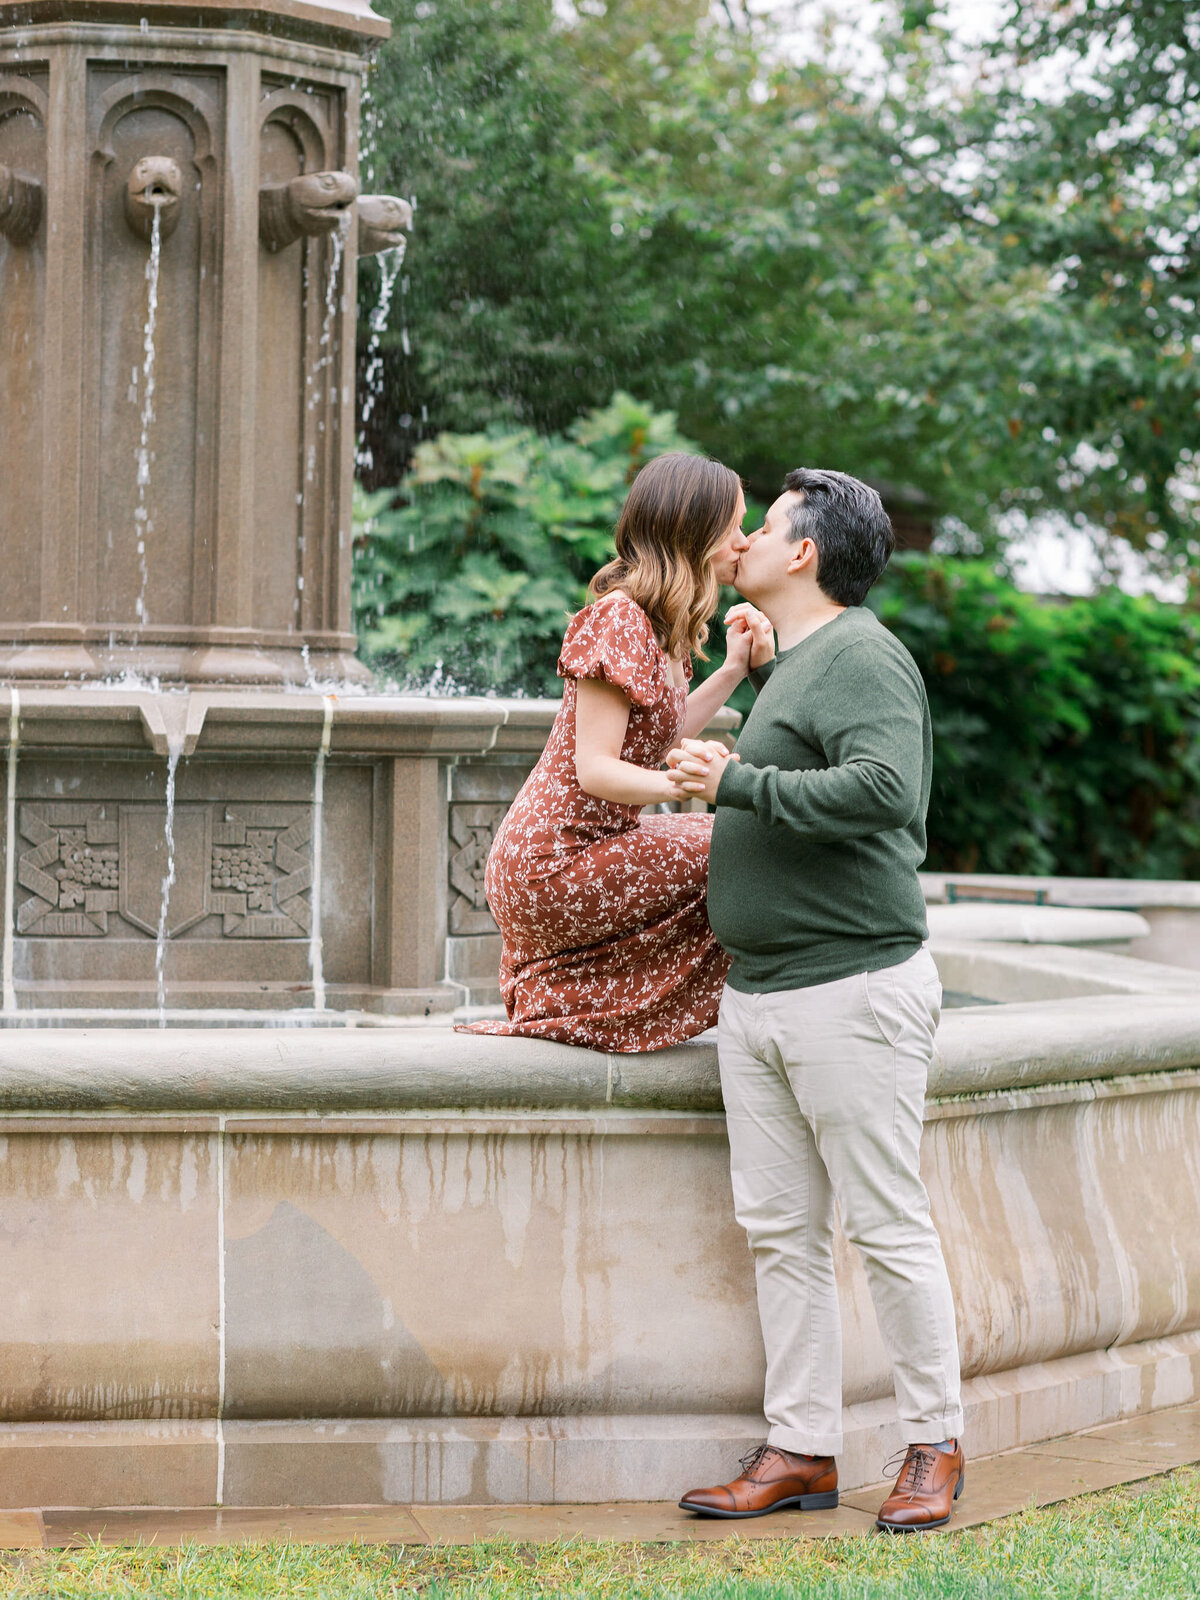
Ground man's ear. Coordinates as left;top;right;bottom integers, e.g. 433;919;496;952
786;537;818;576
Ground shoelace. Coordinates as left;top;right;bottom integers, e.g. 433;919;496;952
882;1445;936;1493
738;1444;775;1477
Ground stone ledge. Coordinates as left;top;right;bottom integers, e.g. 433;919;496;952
933;939;1200;1002
926;904;1150;946
922;871;1200;911
0;690;738;759
0;989;1198;1111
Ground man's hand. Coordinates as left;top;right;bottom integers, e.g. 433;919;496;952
665;738;739;805
725;603;775;671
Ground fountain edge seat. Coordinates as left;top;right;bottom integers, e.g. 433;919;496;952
0;992;1198;1111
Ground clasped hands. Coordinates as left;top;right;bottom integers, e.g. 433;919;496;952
665;738;736;804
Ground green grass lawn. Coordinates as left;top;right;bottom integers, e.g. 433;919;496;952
2;1469;1197;1599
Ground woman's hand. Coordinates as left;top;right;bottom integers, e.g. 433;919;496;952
722;616;754;677
725;603;775;670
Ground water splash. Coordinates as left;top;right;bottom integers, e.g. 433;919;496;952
355;246;404;474
134;205;163;628
308;697;335;1012
155;731;184;1027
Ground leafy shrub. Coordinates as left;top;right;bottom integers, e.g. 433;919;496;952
353;394;699;693
872;560;1200;879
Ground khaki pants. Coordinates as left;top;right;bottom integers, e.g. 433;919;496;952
718;947;964;1458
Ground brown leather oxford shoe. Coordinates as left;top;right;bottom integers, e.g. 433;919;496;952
678;1444;839;1518
875;1440;965;1532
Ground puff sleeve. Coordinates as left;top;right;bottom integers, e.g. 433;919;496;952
558;592;668;709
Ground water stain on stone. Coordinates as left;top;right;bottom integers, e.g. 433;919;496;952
224;1200;445;1418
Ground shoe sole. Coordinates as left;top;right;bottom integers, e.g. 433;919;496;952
875;1468;964;1533
678;1491;839;1519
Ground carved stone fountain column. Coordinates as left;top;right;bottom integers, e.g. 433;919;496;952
0;0;390;684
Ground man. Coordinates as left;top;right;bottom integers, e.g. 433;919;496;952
666;468;964;1533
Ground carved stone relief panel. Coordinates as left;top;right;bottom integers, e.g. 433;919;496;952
119;805;213;936
210;806;313;937
14;801;313;938
447;803;507;936
17;804;120;936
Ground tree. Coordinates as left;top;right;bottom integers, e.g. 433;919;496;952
868;0;1200;580
359;0;1019;520
358;0;656;484
360;0;1199;580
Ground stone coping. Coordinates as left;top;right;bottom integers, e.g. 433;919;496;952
0;990;1198;1112
926;904;1150;945
0;0;390;43
0;690;738;759
922;871;1200;910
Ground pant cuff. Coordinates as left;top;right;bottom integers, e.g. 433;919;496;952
767;1423;841;1459
903;1412;965;1447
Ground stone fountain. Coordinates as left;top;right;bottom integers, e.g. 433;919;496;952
0;0;564;1017
2;0;1196;1519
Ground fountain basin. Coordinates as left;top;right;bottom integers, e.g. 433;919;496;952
0;944;1197;1508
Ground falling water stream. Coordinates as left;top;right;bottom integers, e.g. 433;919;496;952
134;206;163;627
356;246;404;473
312;218;348;417
155;730;184;1026
307;696;335;1012
2;690;19;1016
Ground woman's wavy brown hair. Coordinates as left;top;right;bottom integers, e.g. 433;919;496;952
589;453;742;661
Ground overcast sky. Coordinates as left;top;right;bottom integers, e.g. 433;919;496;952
760;0;1005;74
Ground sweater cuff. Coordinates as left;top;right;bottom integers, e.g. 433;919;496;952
715;759;755;811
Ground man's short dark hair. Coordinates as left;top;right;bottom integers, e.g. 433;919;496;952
782;468;895;606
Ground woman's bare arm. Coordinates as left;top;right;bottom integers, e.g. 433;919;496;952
575;679;678;806
680;659;746;739
679;604;772;738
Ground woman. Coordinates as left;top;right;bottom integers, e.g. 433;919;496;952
460;451;771;1053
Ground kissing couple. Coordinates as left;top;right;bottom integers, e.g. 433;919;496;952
460;453;965;1532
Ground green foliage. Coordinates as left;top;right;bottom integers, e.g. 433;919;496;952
360;0;1200;579
900;0;1200;576
356;385;1200;878
357;0;1048;527
352;395;699;692
872;559;1200;877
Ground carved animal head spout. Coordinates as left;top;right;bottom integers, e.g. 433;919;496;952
357;194;412;258
0;162;43;246
259;170;359;253
124;156;184;242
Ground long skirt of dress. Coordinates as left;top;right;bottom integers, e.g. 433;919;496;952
464;811;731;1054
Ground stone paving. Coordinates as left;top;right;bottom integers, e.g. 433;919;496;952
2;1401;1197;1550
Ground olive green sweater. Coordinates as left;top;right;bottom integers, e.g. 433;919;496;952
709;606;931;993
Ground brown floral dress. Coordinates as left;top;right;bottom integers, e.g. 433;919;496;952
459;590;731;1052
